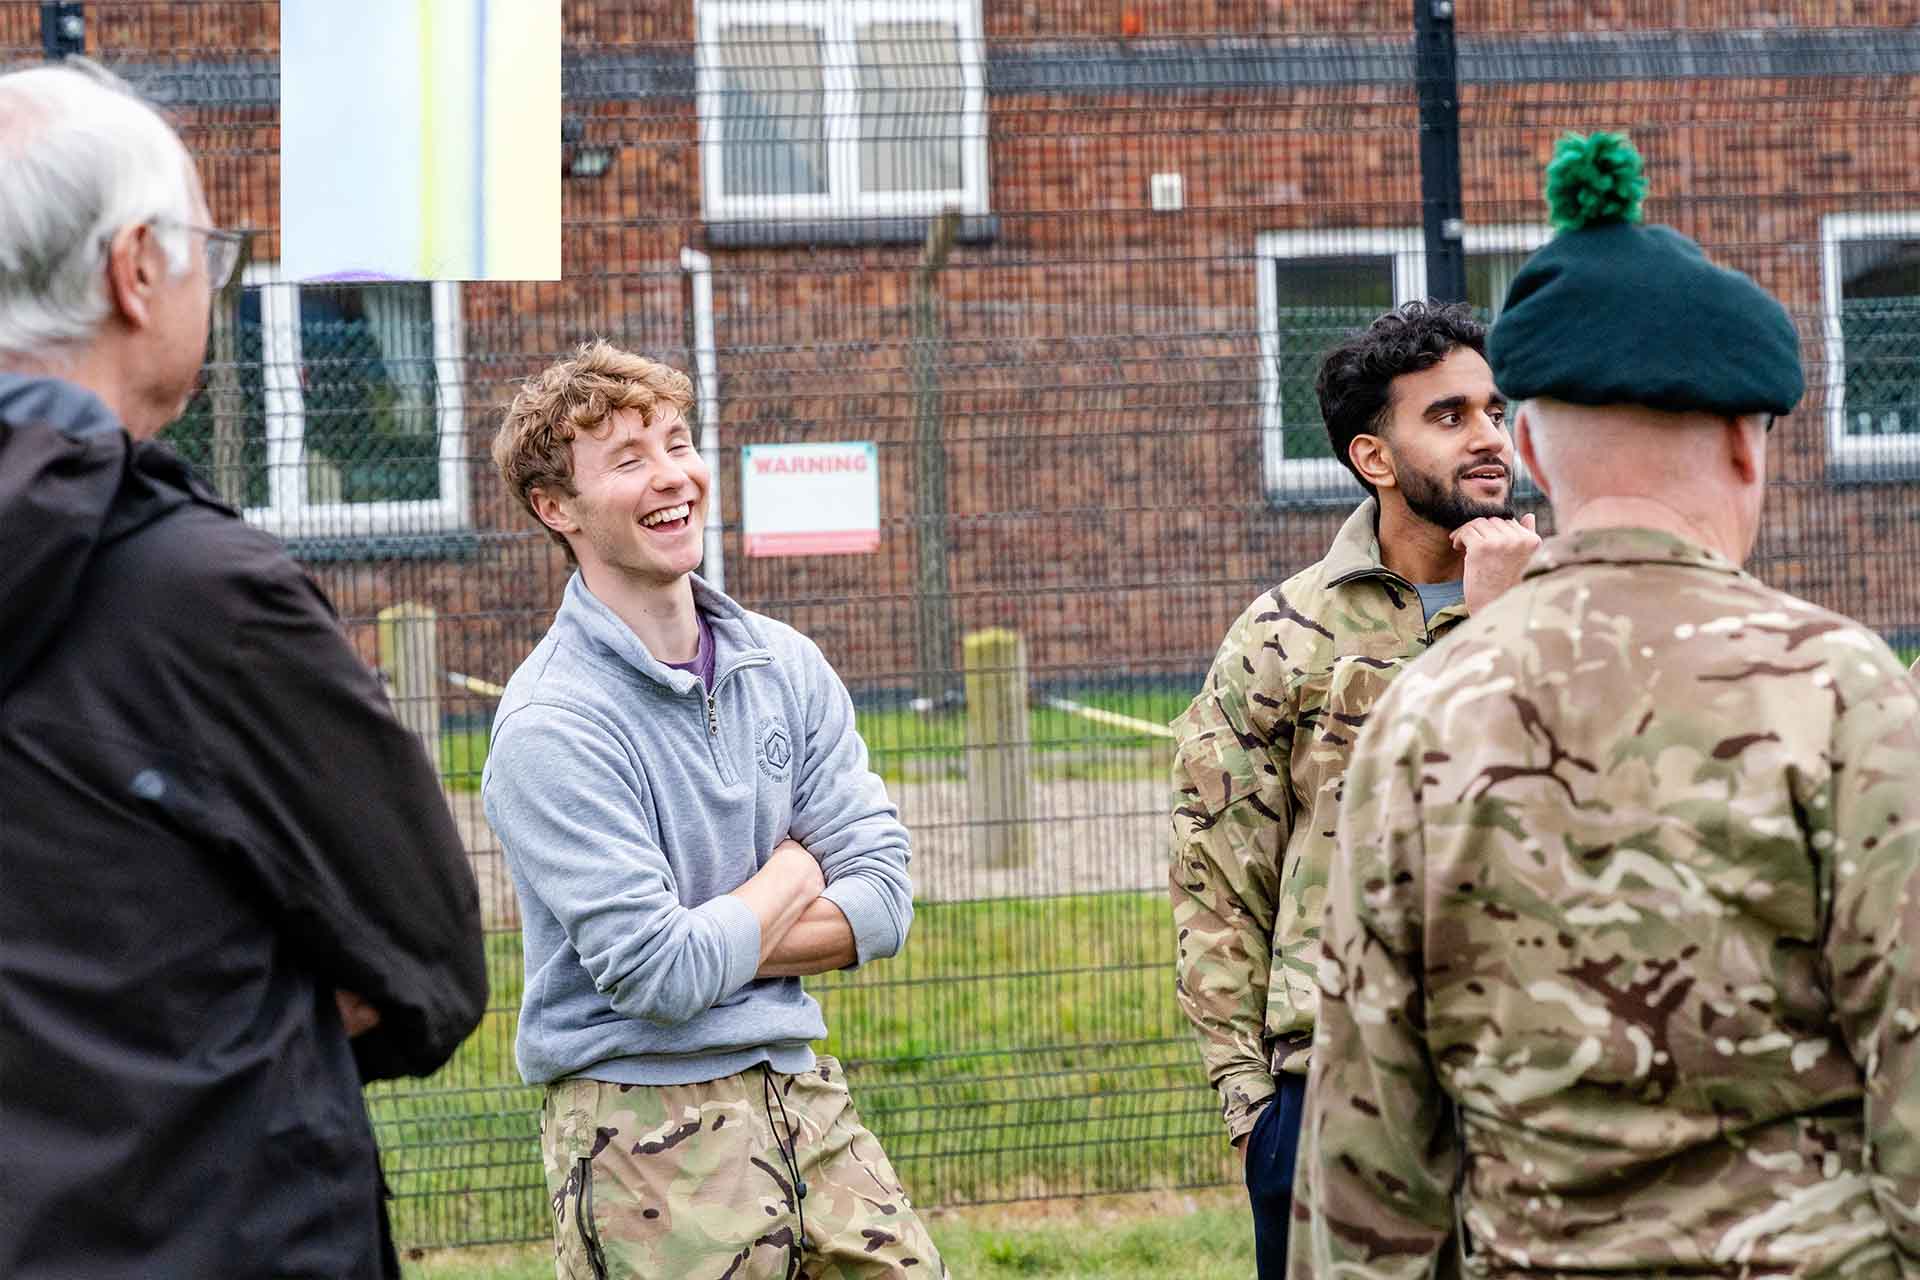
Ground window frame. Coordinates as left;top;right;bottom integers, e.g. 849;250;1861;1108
695;0;989;225
1819;212;1920;471
1255;223;1549;502
240;262;469;538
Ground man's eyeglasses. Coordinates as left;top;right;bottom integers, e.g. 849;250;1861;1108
159;220;248;291
103;219;249;291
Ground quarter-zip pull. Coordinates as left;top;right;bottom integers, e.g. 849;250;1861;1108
705;687;719;735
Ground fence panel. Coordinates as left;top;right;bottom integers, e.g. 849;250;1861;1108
5;0;1916;1250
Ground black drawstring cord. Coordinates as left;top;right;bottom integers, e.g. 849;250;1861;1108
763;1064;807;1278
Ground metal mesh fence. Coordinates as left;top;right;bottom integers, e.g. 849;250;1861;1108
8;0;1919;1251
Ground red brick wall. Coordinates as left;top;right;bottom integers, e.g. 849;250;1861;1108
3;1;1916;691
21;0;1908;55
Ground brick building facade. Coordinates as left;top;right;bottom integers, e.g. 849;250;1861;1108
7;0;1918;699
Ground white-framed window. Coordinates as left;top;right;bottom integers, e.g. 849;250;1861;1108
1256;224;1548;500
695;0;988;224
174;264;468;538
1821;213;1920;470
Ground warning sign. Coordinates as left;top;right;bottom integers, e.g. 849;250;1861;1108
740;442;881;557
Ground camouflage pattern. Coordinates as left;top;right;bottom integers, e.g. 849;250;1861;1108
541;1056;944;1279
1170;498;1470;1141
1293;526;1920;1277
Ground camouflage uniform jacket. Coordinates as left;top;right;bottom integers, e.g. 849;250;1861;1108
1170;498;1470;1142
1295;527;1920;1278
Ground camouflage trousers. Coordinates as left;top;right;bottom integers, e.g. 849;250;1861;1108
540;1056;945;1280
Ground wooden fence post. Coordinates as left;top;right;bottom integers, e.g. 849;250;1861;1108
963;627;1034;868
378;602;442;769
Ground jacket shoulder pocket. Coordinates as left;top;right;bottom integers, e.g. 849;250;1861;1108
1173;688;1280;821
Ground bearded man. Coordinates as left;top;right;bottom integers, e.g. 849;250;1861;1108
1168;299;1540;1277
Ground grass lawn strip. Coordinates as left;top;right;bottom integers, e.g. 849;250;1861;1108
400;1189;1256;1279
369;891;1231;1249
439;685;1192;791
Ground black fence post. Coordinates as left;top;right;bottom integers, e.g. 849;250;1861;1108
41;2;84;60
1414;0;1466;304
912;209;960;707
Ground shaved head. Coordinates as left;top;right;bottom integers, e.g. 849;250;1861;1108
1517;399;1772;563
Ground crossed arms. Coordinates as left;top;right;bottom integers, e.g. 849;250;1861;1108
732;839;857;977
484;650;912;1027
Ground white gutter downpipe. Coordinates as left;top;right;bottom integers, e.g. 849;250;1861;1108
680;246;724;591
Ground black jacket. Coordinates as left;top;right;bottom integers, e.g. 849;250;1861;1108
0;377;487;1278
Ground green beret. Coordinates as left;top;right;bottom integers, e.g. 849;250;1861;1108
1488;132;1804;417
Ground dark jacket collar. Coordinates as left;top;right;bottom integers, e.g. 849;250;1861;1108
0;370;124;441
0;373;228;694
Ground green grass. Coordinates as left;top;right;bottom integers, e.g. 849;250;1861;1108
854;686;1189;784
369;891;1227;1251
369;931;541;1248
933;1199;1254;1280
403;1247;550;1280
438;684;1192;791
401;1193;1255;1280
441;730;490;792
808;893;1223;1206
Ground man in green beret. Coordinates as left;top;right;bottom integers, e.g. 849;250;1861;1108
1293;132;1920;1276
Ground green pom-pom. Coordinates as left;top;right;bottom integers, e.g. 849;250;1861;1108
1544;131;1647;231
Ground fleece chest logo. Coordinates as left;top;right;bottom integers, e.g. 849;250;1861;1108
756;718;794;780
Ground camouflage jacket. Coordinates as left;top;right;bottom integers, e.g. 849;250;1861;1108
1169;498;1470;1141
1295;527;1920;1278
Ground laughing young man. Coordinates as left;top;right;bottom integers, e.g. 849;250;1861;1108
1168;300;1540;1276
483;340;942;1279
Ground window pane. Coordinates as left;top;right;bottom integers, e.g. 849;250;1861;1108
1467;251;1530;321
169;286;268;508
1273;256;1395;461
1840;238;1920;439
718;24;827;199
857;21;964;196
299;283;441;504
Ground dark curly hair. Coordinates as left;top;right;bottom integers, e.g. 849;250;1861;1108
1315;299;1488;493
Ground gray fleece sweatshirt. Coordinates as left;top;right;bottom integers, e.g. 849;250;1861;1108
482;573;914;1086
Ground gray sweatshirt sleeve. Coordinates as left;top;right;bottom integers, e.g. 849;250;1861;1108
787;635;914;967
483;704;763;1025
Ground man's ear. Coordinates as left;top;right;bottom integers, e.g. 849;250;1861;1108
103;223;162;331
1348;432;1397;492
1514;406;1553;501
1724;413;1765;487
528;486;579;539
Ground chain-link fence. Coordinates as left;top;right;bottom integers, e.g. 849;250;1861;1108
8;0;1919;1251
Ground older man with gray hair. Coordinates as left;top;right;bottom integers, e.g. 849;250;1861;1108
0;61;486;1279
